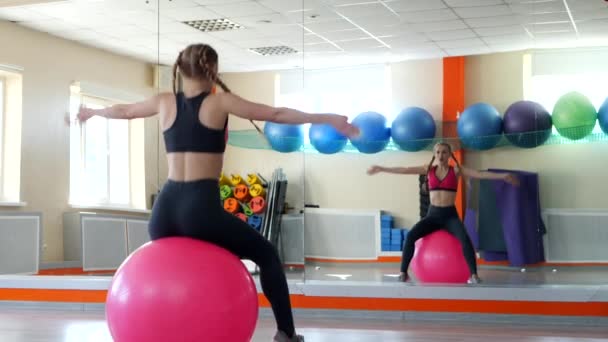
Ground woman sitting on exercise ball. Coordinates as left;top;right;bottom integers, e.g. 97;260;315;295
367;142;519;284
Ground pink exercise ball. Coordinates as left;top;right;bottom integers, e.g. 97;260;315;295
411;230;470;284
106;237;259;342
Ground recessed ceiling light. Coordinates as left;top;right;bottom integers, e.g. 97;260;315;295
250;46;299;56
183;18;244;33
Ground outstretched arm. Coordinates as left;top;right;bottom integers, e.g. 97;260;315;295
460;166;520;186
367;165;427;176
216;92;359;138
76;93;166;122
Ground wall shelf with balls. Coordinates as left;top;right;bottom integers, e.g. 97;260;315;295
227;93;608;154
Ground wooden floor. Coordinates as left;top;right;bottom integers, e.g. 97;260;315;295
0;308;607;342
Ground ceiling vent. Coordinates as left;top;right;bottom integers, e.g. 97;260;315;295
182;18;244;32
249;46;299;56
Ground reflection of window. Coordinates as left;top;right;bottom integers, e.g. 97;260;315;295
0;78;4;195
68;82;146;210
69;86;132;208
526;73;606;134
277;64;392;143
525;49;608;134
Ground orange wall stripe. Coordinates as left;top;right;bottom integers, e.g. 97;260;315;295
261;294;607;317
1;289;605;317
443;56;466;219
0;289;107;303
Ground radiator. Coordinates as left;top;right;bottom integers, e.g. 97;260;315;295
542;209;608;262
0;213;41;274
304;208;380;260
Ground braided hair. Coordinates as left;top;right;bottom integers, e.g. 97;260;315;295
172;44;262;134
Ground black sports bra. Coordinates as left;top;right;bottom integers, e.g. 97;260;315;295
163;92;227;153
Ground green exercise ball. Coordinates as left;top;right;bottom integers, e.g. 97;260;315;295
552;91;597;140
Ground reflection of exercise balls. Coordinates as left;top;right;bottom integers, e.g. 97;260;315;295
598;97;608;134
457;103;503;150
106;237;258;342
391;107;436;152
410;230;470;284
349;111;390;154
503;100;552;148
309;123;347;154
263;122;304;152
552;91;597;140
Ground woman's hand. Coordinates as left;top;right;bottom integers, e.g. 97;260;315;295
367;165;382;175
328;115;360;139
503;173;520;186
77;105;97;123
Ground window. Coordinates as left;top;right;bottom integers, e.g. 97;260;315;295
276;64;392;145
524;49;608;135
0;78;4;196
69;84;137;208
526;73;606;134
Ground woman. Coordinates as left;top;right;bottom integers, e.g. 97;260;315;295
367;142;519;284
76;44;358;342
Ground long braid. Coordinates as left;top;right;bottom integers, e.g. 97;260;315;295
172;51;183;94
425;155;436;193
197;46;263;134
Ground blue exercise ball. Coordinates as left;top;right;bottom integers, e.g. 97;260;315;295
391;107;436;152
503;100;552;148
309;123;347;154
598;97;608;135
263;122;304;153
457;103;503;150
349;111;391;154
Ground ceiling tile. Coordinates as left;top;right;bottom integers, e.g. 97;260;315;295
159;0;203;9
410;20;468;32
427;28;478;41
570;9;608;21
452;5;513;18
257;0;308;13
444;0;503;7
304;19;356;32
445;46;492;56
207;27;267;40
333;3;393;19
465;15;521;27
207;2;275;18
337;38;386;51
474;25;527;36
303;42;343;53
384;40;436;49
230;13;295;26
385;0;447;13
161;6;221;22
285;7;342;22
522;11;571;24
319;28;369;41
353;14;402;27
481;33;532;45
19;19;81;33
575;18;608;33
525;22;574;34
0;7;52;22
304;33;326;44
565;0;608;11
398;9;458;23
508;0;565;14
194;0;257;5
435;37;486;48
96;25;156;37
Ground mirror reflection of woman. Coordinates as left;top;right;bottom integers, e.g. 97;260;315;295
368;142;519;284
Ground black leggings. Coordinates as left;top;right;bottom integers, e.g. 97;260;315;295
149;179;295;337
401;205;478;275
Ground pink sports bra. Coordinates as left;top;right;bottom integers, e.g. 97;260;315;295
427;166;458;192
